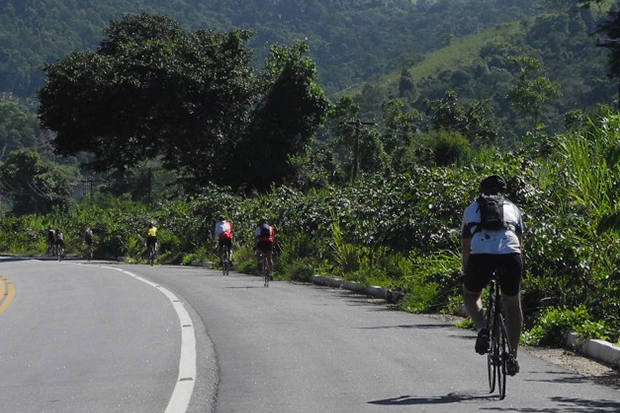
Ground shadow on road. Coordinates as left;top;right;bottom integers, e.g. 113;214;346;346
476;396;620;412
368;392;498;406
358;323;455;330
369;393;620;412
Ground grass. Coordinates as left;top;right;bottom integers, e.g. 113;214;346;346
344;22;524;96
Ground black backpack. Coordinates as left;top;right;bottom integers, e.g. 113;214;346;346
259;224;271;238
476;194;507;231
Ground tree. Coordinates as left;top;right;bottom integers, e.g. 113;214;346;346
227;41;330;190
0;150;74;215
424;91;498;146
507;56;562;126
0;101;52;160
38;13;328;192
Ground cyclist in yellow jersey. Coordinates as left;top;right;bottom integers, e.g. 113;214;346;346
146;221;158;252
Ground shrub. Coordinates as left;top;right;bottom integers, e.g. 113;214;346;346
522;306;611;346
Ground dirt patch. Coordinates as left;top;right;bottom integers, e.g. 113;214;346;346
525;346;620;390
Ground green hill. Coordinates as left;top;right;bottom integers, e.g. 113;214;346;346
346;7;616;138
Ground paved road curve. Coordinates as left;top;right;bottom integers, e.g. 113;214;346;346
1;259;619;412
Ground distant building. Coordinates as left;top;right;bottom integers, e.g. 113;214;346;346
0;92;13;101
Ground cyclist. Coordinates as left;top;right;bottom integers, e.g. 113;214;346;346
461;175;524;376
55;229;66;258
47;227;56;256
84;227;94;258
255;218;275;278
214;215;233;267
146;221;158;260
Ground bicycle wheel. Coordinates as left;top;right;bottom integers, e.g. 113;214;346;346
486;296;497;393
148;245;155;266
263;257;269;287
497;315;509;399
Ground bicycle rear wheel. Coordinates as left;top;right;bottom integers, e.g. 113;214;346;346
496;315;509;399
486;300;496;393
263;258;269;287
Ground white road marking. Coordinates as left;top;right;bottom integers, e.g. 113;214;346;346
98;265;197;413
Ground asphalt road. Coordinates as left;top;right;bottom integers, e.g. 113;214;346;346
1;259;619;413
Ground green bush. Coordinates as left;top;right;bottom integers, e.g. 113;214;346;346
522;306;611;347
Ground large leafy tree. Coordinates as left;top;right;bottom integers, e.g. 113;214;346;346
38;13;328;192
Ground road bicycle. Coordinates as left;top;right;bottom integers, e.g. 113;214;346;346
485;270;511;400
57;244;65;262
221;244;232;276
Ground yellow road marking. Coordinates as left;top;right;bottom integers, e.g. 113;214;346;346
0;276;15;316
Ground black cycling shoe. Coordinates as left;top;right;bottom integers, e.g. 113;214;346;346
506;354;520;376
475;328;489;355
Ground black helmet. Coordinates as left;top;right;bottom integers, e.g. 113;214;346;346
259;217;268;225
479;175;507;195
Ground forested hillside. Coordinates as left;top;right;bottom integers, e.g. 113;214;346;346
0;0;539;97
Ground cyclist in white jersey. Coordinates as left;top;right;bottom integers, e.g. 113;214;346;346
461;175;524;376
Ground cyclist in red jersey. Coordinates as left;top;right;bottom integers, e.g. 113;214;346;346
255;218;275;278
215;215;233;266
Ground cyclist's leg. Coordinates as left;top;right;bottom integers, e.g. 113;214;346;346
499;254;524;357
217;240;224;265
463;286;485;330
226;239;232;263
502;293;523;354
266;249;273;275
463;254;493;330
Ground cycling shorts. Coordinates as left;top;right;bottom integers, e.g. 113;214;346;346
218;239;232;250
146;236;157;247
464;253;523;296
256;240;273;253
56;239;65;248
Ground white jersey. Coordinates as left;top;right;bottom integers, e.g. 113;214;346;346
461;198;523;255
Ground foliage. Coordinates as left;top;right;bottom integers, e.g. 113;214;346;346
424;91;499;145
0;149;76;215
507;55;563;125
522;305;611;346
397;250;462;314
38;13;329;192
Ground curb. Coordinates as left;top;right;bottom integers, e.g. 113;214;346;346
310;274;620;368
566;332;620;367
310;275;391;301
